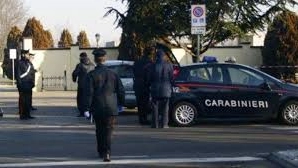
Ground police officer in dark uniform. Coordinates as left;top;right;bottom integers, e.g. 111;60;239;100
72;52;95;117
133;45;155;125
148;50;174;128
16;50;36;120
84;48;125;162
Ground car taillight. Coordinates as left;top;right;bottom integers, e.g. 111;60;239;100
173;66;180;79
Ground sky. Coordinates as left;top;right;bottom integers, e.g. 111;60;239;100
23;0;298;47
24;0;127;47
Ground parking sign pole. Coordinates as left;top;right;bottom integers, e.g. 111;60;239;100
9;49;17;86
12;59;15;86
191;4;205;62
197;34;200;61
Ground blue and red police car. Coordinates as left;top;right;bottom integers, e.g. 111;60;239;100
170;56;298;126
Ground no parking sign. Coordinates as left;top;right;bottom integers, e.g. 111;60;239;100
191;4;206;34
191;5;206;26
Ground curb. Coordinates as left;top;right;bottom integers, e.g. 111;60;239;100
267;150;298;168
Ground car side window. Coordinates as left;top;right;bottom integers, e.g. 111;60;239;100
207;67;223;83
187;67;211;83
227;67;264;86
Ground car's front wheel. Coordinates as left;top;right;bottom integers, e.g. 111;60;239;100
280;101;298;125
172;102;197;126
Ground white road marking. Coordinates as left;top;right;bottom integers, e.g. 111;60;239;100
0;156;264;167
268;126;298;130
267;126;298;134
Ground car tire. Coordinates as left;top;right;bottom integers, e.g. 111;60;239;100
280;101;298;125
172;102;197;127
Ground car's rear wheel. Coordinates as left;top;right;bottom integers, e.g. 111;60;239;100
280;101;298;125
172;102;197;126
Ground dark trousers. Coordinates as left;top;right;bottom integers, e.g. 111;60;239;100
76;88;85;115
94;116;116;155
151;98;169;128
29;90;33;108
19;91;32;118
135;91;150;123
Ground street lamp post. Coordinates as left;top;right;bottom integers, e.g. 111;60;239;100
95;33;100;48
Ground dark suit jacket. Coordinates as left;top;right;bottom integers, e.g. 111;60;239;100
85;64;125;118
148;61;174;98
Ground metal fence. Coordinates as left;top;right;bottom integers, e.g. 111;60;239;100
41;71;67;91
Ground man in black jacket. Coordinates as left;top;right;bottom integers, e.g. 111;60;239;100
84;48;125;162
72;52;95;117
16;50;36;120
148;50;174;128
133;46;155;125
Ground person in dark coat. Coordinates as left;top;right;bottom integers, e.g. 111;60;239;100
133;45;155;125
16;49;36;120
148;50;174;128
84;48;125;162
72;52;95;117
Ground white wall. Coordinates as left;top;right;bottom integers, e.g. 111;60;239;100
172;48;193;65
203;43;262;67
30;43;119;91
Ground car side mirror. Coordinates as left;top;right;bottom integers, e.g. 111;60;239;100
260;82;272;91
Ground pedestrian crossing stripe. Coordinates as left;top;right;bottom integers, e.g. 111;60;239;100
0;156;264;167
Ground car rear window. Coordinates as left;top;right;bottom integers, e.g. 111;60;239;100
108;65;134;78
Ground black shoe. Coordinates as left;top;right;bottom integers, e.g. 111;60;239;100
27;116;35;119
31;107;37;111
103;154;111;162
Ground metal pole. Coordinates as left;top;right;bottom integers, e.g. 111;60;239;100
12;59;15;86
197;34;200;61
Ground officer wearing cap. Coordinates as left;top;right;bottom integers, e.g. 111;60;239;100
16;49;36;120
84;48;125;162
72;52;95;117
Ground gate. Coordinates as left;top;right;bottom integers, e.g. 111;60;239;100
41;71;67;91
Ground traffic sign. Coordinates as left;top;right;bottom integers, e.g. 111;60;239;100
9;49;17;59
191;26;206;35
191;5;206;27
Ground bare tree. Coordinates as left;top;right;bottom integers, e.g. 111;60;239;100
0;0;27;61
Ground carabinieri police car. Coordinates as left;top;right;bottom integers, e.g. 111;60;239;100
170;57;298;126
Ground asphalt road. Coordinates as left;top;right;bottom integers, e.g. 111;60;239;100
0;90;297;167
